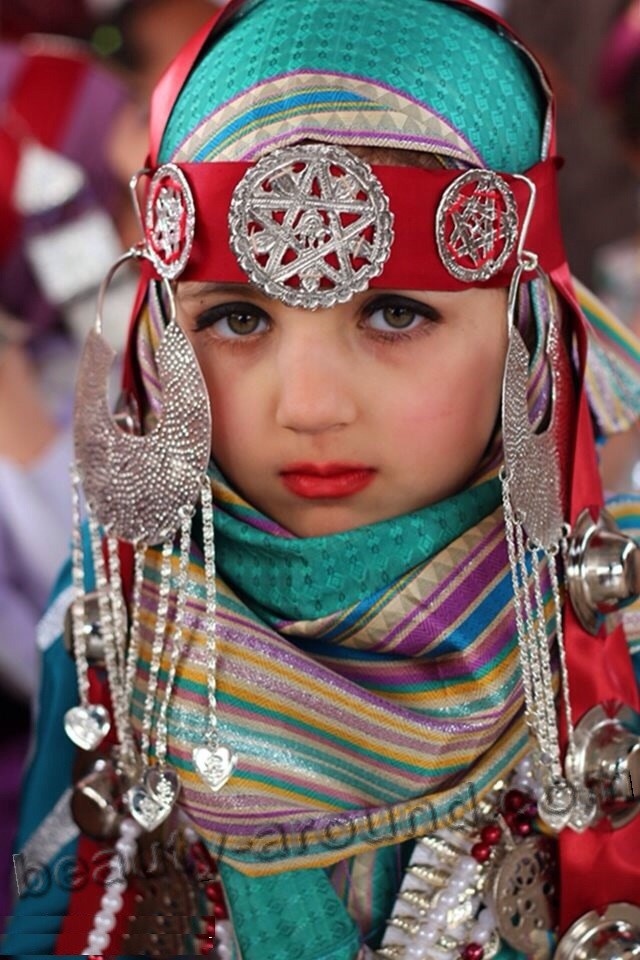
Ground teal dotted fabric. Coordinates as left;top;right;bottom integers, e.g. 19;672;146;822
159;0;544;172
219;862;360;960
211;472;501;621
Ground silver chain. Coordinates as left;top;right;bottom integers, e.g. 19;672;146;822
155;509;193;768
139;537;174;765
200;477;220;744
70;468;91;708
123;543;146;746
87;509;129;746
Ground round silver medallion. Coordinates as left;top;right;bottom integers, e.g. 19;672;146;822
555;903;640;960
486;835;556;958
144;163;196;280
436;169;519;282
228;144;394;308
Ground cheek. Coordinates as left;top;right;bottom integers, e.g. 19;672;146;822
199;362;267;463
384;344;504;465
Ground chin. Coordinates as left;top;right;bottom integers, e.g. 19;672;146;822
280;505;372;538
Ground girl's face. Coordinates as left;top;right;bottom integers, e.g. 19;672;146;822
177;282;508;537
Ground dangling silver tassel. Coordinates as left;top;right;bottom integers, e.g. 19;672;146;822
85;508;132;751
501;261;596;832
148;506;196;817
126;536;178;832
193;475;237;792
64;467;112;751
119;541;146;772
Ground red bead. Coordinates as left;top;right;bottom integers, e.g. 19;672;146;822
199;939;214;956
503;789;527;813
213;901;227;919
204;919;216;937
192;841;216;866
462;944;484;960
513;814;532;837
480;823;502;846
471;842;491;863
205;881;223;903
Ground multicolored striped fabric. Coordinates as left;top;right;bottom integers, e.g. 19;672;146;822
130;475;539;872
575;278;640;435
167;71;486;166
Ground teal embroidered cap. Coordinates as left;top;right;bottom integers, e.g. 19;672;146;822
158;0;545;171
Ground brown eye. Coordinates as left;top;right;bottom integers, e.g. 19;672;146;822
226;311;263;335
363;295;440;336
381;305;418;329
193;301;269;337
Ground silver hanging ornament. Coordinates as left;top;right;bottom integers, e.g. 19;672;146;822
229;143;393;308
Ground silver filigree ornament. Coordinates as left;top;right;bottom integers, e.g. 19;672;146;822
73;254;211;546
228;143;394;308
500;178;596;834
69;174;221;825
436;169;519;282
144;163;196;281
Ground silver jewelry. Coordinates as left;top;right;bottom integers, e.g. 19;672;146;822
554;903;640;960
64;470;111;751
192;478;237;792
128;508;193;832
436;169;518;282
228;143;394;309
73;255;211;546
144;164;196;281
376;761;555;960
499;196;596;831
70;168;233;836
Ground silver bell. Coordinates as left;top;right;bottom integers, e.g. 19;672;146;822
566;507;639;635
571;703;640;829
554;903;640;960
71;755;124;840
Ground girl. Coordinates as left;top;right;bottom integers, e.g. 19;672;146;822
5;1;640;957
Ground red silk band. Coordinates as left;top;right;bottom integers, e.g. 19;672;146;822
553;268;640;928
142;157;566;292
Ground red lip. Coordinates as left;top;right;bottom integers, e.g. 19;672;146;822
280;462;376;499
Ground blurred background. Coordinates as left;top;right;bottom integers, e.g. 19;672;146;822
0;0;638;929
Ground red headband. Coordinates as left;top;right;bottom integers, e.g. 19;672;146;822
138;155;566;295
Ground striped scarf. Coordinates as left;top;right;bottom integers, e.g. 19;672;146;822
130;461;541;872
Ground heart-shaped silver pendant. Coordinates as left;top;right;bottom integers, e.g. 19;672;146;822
127;780;172;833
193;744;237;792
537;779;575;832
64;704;111;751
126;766;180;832
145;765;180;808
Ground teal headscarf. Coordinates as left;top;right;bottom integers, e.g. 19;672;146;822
159;0;544;170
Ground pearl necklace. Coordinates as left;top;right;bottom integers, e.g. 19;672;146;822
81;817;141;955
376;757;548;960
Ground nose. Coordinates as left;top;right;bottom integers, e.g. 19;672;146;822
274;325;358;434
